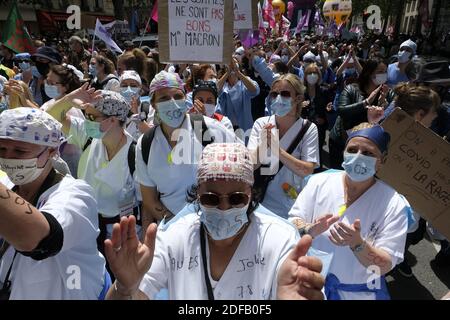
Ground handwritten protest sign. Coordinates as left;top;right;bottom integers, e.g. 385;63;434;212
234;0;259;30
379;108;450;239
158;0;233;64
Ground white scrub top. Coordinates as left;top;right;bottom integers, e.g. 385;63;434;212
288;170;408;300
0;176;105;300
139;206;299;300
68;117;139;217
247;116;320;218
135;114;238;216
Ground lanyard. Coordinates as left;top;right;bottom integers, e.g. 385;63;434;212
200;224;215;300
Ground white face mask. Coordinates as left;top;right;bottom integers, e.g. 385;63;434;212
306;73;319;85
204;104;216;117
0;154;48;185
373;73;388;85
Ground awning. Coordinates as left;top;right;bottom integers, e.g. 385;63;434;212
36;10;115;33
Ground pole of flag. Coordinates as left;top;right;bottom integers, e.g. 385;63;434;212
91;19;98;53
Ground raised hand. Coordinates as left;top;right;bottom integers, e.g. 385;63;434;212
104;216;157;295
277;235;325;300
66;82;103;106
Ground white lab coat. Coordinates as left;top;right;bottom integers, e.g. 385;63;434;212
68;117;139;218
288;170;408;300
0;176;105;299
247;116;320;218
139;205;299;300
135;114;238;216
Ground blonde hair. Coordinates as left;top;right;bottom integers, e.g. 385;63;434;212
271;73;305;117
304;63;323;85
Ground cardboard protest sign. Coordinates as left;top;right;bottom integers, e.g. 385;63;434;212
379;108;450;239
158;0;234;64
234;0;259;30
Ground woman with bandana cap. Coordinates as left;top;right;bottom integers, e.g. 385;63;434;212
0;108;106;299
289;123;408;300
134;71;237;234
190;80;233;131
105;143;325;300
46;85;142;259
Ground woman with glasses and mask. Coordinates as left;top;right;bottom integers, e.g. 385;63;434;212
105;143;325;300
329;58;395;170
0;108;106;299
289;123;408;300
190;80;233;131
247;73;319;219
46;87;141;260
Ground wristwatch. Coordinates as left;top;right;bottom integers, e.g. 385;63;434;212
351;240;366;253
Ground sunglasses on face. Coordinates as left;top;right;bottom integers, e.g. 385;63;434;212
199;192;250;208
269;90;292;100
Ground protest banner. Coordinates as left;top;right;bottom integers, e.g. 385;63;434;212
379;108;450;239
234;0;259;30
158;0;234;64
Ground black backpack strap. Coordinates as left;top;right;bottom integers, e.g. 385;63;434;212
142;126;158;166
82;137;93;152
189;114;212;148
127;141;137;176
100;75;119;87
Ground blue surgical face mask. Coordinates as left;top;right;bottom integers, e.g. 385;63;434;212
156;99;188;128
119;86;140;103
342;151;378;182
270;95;292;117
44;83;61;99
89;64;97;77
397;50;412;63
19;62;31;71
199;204;249;240
31;66;42;78
85;119;106;139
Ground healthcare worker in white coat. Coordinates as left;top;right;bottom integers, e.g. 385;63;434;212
46;87;141;252
288;123;408;300
104;143;325;300
0;108;106;299
134;71;237;233
247;73;319;218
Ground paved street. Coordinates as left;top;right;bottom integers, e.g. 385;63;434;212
387;236;450;300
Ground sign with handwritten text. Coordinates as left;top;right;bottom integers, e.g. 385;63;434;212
379;108;450;239
158;0;233;64
234;0;259;30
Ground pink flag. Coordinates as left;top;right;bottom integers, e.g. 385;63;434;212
151;0;158;22
287;2;295;20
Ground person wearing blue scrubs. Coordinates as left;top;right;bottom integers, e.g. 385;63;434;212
387;39;417;88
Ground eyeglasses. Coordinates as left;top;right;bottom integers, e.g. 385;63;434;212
199;192;250;208
269;90;292;99
86;113;107;122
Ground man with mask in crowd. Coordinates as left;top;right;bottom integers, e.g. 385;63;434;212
67;36;91;73
31;46;63;105
387;39;417;88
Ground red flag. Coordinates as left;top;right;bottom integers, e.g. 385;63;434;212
1;1;35;54
151;0;158;22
